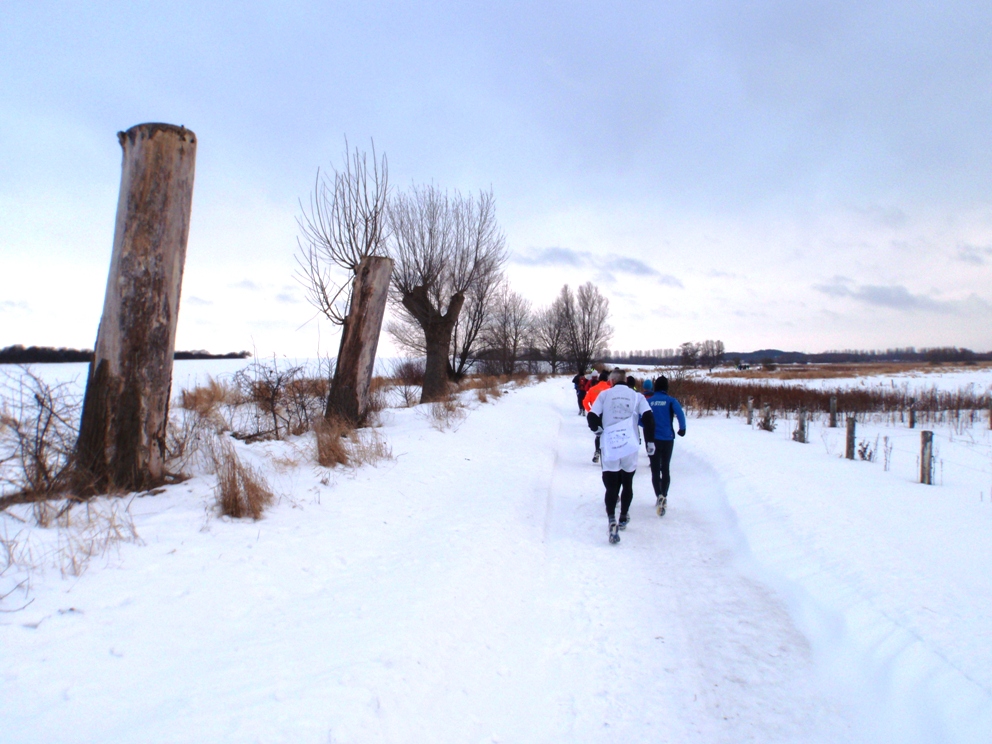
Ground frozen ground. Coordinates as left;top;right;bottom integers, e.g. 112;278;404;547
2;375;991;742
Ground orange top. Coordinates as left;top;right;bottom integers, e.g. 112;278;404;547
583;380;612;411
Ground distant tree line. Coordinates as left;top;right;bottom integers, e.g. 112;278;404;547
0;345;251;365
388;280;614;377
605;345;992;367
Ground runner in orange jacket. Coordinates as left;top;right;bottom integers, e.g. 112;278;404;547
582;372;613;462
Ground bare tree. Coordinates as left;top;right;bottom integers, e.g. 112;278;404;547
679;341;700;368
295;141;394;424
449;262;503;378
387;255;503;380
699;340;725;370
389;186;507;402
481;284;533;375
532;293;569;373
562;282;612;373
295;140;389;324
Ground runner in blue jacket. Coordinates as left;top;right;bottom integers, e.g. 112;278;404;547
644;376;686;517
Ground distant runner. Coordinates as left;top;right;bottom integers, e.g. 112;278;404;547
571;369;594;415
587;368;656;544
645;375;687;517
583;372;613;463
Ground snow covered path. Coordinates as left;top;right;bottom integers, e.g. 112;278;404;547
3;377;989;742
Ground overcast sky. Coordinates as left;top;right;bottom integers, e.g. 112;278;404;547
2;1;991;357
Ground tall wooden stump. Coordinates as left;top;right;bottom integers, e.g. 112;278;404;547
76;123;197;493
920;431;934;485
325;256;394;425
845;417;856;460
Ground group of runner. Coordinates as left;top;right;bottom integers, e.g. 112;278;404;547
571;368;687;544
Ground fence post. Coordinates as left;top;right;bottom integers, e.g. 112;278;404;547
793;409;807;443
920;430;934;485
746;396;753;425
845;417;856;460
829;396;837;428
988;401;991;430
909;401;916;429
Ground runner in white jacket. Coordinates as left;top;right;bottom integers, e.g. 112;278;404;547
587;369;656;544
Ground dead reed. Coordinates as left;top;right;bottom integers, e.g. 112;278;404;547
314;416;351;468
213;446;274;520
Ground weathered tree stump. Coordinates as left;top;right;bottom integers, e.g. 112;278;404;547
76;123;196;494
325;255;394;425
920;430;934;485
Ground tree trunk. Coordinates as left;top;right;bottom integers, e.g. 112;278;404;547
76;123;196;494
325;256;394;425
400;287;464;403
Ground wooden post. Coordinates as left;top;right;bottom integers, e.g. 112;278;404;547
909;406;916;429
76;123;196;494
793;409;807;443
829;396;837;428
920;430;934;485
325;255;394;425
746;396;753;425
988;401;991;430
845;417;856;460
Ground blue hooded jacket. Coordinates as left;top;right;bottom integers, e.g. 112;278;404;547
644;392;686;441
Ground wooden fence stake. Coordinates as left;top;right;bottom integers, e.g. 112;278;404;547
829;396;837;428
76;123;196;494
845;417;856;460
746;396;753;425
792;409;807;443
920;430;934;485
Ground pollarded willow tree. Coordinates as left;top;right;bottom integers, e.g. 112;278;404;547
388;186;507;402
296;141;394;424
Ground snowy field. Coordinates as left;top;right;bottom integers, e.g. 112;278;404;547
2;368;992;743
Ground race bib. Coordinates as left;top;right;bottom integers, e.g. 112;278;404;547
601;419;638;461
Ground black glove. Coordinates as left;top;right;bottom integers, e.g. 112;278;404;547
677;428;686;437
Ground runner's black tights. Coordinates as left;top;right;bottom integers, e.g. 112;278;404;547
649;440;675;497
603;469;635;519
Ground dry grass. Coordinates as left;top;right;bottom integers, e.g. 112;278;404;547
347;428;393;467
460;375;502;404
178;377;235;415
2;497;143;581
315;416;351;468
428;396;467;431
712;361;992;381
56;499;142;576
213;445;274;520
313;415;393;469
669;375;990;424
